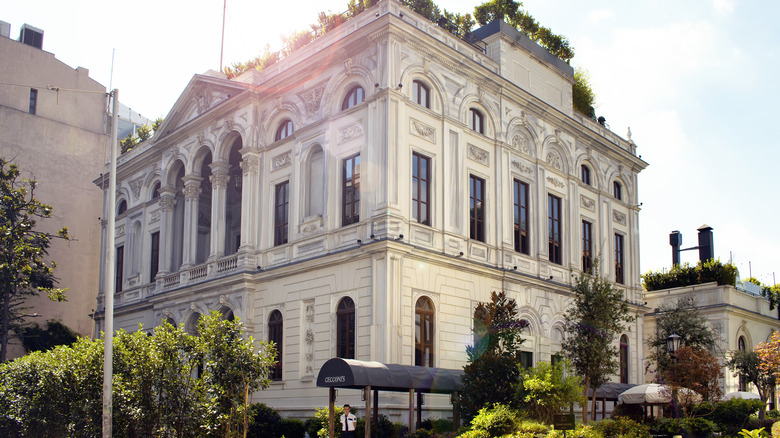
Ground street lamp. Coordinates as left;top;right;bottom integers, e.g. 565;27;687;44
666;333;682;419
666;333;682;354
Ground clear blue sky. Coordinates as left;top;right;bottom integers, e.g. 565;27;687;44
4;0;779;283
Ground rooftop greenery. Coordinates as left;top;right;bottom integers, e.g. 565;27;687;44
221;0;595;117
642;260;738;292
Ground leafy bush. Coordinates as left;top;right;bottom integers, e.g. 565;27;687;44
595;417;650;438
707;399;766;436
280;417;306;438
643;260;737;291
469;403;519;437
771;421;780;437
355;415;407;438
611;404;647;423
409;428;435;438
684;418;716;437
765;409;780;420
516;359;584;423
745;419;774;434
246;403;282;437
308;406;343;438
516;420;550;434
419;418;457;434
546;424;603;438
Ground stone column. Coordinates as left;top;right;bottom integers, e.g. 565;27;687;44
209;162;230;259
181;175;202;267
239;154;260;251
158;189;176;274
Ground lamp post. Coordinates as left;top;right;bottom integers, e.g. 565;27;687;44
666;333;682;418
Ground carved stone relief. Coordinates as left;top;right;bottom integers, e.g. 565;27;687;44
511;160;533;174
272;152;292;170
298;83;326;117
580;195;595;212
546;176;564;189
511;133;531;155
338;122;363;144
613;211;627;225
410;118;435;143
129;178;143;200
546;151;562;171
467;144;489;166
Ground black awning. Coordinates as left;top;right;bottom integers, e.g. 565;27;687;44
587;382;637;401
316;358;464;394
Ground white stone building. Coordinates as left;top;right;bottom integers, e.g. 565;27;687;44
0;21;106;359
96;0;647;419
644;280;780;401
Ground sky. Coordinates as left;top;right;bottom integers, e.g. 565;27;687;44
4;0;779;284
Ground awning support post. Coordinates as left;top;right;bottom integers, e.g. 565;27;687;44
329;388;335;438
364;386;372;438
408;389;415;433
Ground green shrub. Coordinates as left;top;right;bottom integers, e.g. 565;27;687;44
246;403;282;438
280;417;306;438
354;415;406;438
643;260;737;291
595;417;651;438
611;404;647;423
306;406;343;438
745;419;775;434
766;410;780;420
420;418;457;434
709;399;766;436
409;428;435;438
516;419;550;434
684;418;717;437
469;403;519;437
546;424;604;438
771;421;780;437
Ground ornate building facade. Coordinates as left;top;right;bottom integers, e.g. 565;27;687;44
97;0;647;419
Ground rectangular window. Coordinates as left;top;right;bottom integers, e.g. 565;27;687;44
150;232;160;283
342;154;360;226
412;152;430;225
615;233;625;284
29;89;38;115
116;245;124;293
581;165;590;185
469;175;485;242
513;180;529;254
582;220;592;273
274;181;289;245
520;351;534;369
548;194;562;264
614;182;622;200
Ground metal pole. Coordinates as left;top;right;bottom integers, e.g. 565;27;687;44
219;0;227;72
102;89;118;437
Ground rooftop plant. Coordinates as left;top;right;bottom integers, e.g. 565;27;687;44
642;259;738;292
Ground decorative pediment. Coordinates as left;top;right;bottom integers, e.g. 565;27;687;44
155;74;247;139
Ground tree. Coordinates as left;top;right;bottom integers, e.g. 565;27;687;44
661;345;723;417
573;68;595;118
458;290;525;421
646;298;717;376
0;313;276;437
562;267;634;422
18;319;78;353
727;350;774;419
516;359;585;424
0;158;69;362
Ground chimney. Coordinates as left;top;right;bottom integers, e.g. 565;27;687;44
669;231;682;266
697;225;714;263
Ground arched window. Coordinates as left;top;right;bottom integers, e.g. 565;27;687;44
738;336;747;391
117;199;127;215
151;182;161;199
620;334;629;384
342;86;365;110
613;181;623;200
269;310;283;380
468;108;484;134
415;297;434;367
412;80;430;108
186;312;201;336
581;165;591;185
275;119;294;141
336;297;355;359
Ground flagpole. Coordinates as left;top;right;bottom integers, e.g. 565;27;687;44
102;88;118;437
